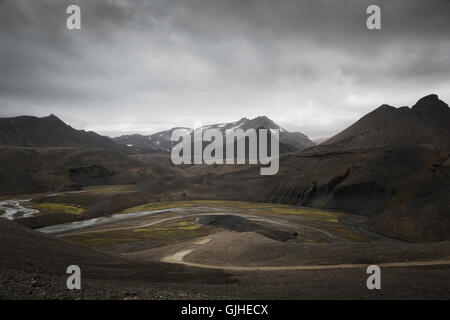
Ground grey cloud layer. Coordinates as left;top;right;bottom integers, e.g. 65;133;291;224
1;0;449;138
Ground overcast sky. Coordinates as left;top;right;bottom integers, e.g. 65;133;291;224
1;0;450;139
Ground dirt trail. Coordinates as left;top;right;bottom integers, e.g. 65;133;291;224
161;245;450;271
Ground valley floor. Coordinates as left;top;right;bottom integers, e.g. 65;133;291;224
1;188;449;299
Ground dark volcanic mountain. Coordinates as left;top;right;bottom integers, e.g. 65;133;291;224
323;94;450;149
114;116;314;154
0;114;130;154
0;115;176;195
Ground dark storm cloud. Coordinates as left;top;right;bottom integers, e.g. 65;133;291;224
1;0;450;138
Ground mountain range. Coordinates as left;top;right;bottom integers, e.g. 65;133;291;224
0;94;449;242
113;116;314;154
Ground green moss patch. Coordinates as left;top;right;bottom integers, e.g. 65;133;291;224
37;203;84;215
64;219;210;248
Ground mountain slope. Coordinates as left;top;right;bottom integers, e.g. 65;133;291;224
0;114;130;154
0;147;178;195
0;115;178;195
367;188;450;242
323;94;450;149
0;218;232;299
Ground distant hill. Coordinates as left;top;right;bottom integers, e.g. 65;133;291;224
114;116;314;154
323;94;450;149
0;114;130;154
